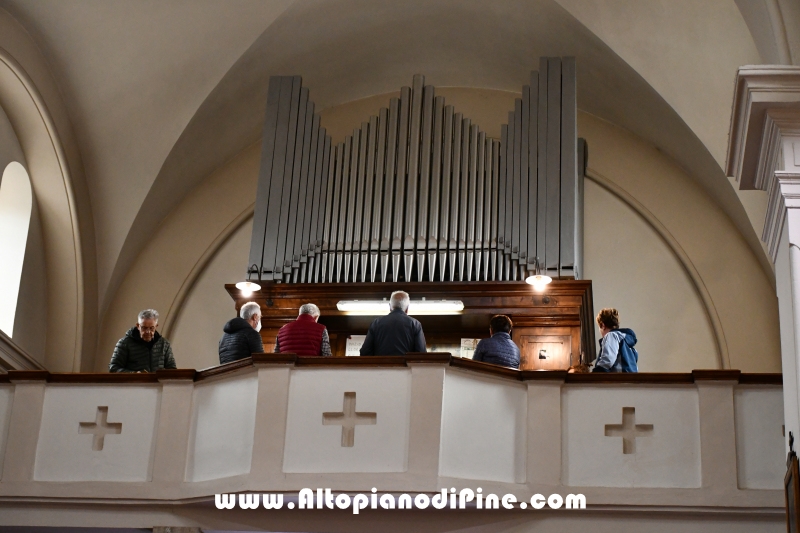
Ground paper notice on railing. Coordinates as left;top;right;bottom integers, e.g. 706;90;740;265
345;335;366;356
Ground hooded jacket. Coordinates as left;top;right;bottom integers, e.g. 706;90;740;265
109;327;176;373
218;317;264;365
592;328;638;373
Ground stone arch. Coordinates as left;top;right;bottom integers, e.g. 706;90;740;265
586;168;729;369
0;47;85;371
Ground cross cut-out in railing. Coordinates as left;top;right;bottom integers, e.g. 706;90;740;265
78;406;122;451
604;406;653;454
322;392;377;447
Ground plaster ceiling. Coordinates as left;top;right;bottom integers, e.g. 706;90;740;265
0;0;293;308
0;0;776;319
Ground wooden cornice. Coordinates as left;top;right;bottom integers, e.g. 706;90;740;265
691;369;742;381
196;358;256;381
6;370;50;382
155;369;197;381
563;372;694;384
0;356;782;386
451;356;523;379
48;373;159;384
295;356;409;367
738;373;783;385
404;352;452;364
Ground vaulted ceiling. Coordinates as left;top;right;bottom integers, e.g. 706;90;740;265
0;0;796;323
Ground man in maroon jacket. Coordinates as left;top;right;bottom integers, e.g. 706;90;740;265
273;303;332;357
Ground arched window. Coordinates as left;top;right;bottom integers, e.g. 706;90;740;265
0;162;32;337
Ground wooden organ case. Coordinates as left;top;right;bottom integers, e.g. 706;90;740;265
226;281;595;370
229;57;597;369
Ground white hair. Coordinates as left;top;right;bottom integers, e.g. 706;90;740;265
240;302;261;321
138;309;159;323
389;291;410;312
299;303;320;317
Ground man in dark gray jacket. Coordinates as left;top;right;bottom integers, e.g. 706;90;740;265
360;291;426;356
218;302;264;364
109;309;176;373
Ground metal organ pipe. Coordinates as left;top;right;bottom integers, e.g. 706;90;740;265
248;60;583;284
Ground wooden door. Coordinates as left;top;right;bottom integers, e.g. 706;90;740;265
514;326;579;370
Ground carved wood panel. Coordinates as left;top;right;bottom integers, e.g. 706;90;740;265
515;326;580;370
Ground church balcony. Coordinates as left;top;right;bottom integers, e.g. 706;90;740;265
0;355;784;526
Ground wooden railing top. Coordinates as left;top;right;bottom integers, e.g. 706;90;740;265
0;354;782;385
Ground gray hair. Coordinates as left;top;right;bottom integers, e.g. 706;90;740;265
299;303;320;317
240;302;261;320
137;309;159;323
389;291;410;312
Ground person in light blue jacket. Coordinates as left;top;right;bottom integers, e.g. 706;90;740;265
592;308;638;373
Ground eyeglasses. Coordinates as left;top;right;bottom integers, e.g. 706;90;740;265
139;326;157;332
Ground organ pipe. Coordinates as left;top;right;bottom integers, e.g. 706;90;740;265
248;59;584;284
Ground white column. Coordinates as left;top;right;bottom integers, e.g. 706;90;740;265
778;175;800;445
726;66;800;452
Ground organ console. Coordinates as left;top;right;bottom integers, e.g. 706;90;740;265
231;57;596;370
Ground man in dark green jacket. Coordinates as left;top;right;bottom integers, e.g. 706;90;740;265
109;309;177;373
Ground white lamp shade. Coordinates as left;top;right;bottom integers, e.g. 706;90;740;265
525;274;552;291
235;280;261;296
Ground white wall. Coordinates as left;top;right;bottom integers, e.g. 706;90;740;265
170;220;253;370
185;372;258;482
34;385;160;482
734;386;785;489
439;370;526;483
583;180;718;371
283;368;411;473
563;385;701;488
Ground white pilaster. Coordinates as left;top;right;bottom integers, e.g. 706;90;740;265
726;66;800;452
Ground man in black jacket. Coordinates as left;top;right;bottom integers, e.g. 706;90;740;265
218;301;264;364
360;291;426;356
109;309;176;373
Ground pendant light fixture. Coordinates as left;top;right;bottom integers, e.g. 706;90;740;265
525;257;552;292
235;264;262;297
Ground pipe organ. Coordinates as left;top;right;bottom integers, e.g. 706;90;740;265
248;57;586;284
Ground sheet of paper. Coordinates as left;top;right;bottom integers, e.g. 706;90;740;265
459;338;480;359
345;335;366;356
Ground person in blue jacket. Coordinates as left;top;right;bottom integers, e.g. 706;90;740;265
472;314;520;369
592;308;638;372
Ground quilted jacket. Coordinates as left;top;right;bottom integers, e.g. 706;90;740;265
109;327;176;373
218;317;264;364
472;332;520;369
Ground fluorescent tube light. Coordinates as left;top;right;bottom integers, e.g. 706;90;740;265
336;299;464;315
